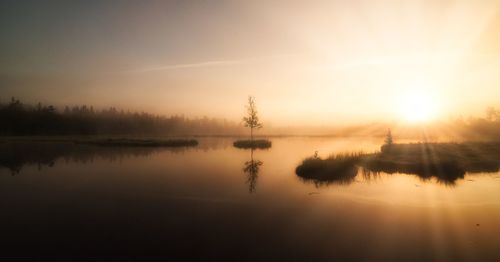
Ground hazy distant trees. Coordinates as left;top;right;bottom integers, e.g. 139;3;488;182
242;96;263;141
486;107;500;121
0;98;243;136
447;106;500;141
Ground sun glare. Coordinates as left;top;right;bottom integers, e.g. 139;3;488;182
398;90;438;123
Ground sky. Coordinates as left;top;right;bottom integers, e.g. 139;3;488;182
1;0;500;125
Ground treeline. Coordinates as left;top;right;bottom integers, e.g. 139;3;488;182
0;98;244;136
387;109;500;141
451;107;500;140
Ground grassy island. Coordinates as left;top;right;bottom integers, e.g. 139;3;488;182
233;139;272;149
76;138;198;147
295;153;361;184
296;142;500;184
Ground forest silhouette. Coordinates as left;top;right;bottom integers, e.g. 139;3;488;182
0;98;243;136
2;97;500;140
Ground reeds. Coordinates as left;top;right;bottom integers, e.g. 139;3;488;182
296;142;500;185
295;152;362;184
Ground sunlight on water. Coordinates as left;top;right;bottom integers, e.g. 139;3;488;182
1;137;500;260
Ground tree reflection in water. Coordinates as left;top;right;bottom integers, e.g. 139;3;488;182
0;141;196;175
242;148;263;193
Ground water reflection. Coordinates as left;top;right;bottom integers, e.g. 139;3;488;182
242;148;263;193
1;137;500;261
361;164;464;186
297;163;358;188
0;141;201;175
298;159;497;187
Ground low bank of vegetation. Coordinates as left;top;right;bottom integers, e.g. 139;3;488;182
296;142;500;185
233;139;272;149
296;153;363;184
76;138;199;147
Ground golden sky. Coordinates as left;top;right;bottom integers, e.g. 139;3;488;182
1;0;500;125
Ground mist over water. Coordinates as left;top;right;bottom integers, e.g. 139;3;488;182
2;137;500;260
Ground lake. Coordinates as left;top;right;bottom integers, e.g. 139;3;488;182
1;137;500;261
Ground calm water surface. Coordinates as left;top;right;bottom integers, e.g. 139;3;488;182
1;137;500;261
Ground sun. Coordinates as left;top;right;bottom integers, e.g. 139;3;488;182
397;90;438;123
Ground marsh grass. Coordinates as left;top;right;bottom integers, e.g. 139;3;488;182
379;142;500;172
295;152;363;184
296;142;500;185
233;139;272;149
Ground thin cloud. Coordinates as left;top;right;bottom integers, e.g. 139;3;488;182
122;53;302;73
125;60;244;73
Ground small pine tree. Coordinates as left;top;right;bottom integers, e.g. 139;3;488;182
385;129;393;146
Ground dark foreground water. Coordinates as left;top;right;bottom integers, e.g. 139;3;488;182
1;137;500;261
